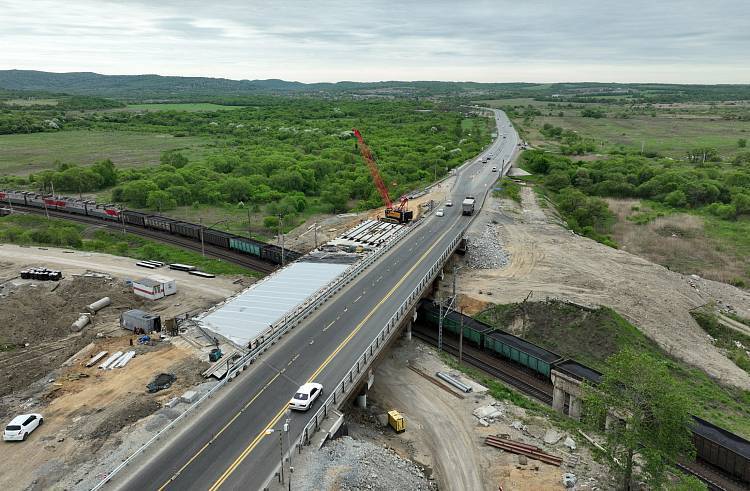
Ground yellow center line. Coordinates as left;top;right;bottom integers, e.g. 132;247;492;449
207;223;455;491
157;371;282;491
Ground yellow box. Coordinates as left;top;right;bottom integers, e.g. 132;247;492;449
388;410;406;433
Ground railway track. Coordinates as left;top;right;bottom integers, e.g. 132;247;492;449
412;325;554;405
413;324;747;491
11;205;277;274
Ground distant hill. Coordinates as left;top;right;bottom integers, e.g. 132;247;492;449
0;70;541;100
1;70;749;102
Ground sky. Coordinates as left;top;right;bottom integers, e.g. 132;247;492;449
1;0;748;84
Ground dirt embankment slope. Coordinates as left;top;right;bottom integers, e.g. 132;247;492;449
454;185;750;390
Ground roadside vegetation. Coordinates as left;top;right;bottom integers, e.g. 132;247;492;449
477;300;750;439
489;93;750;286
0;214;256;276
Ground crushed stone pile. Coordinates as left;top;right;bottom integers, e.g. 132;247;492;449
465;223;509;269
292;436;435;491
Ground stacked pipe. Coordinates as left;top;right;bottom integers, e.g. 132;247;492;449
484;435;563;466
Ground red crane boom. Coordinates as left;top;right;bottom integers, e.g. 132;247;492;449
352;128;392;209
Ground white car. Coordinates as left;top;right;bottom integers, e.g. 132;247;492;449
435;209;444;217
491;167;498;172
445;200;453;207
3;413;43;441
289;383;323;411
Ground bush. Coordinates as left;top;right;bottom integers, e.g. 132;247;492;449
664;190;688;208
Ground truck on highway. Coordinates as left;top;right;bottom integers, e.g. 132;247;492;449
462;196;476;216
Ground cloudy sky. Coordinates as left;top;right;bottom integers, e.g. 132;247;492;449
1;0;748;83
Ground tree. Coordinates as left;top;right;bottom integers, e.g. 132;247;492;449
739;138;747;148
664;190;687;208
146;190;177;211
583;348;695;490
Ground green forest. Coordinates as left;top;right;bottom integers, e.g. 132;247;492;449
0;96;493;234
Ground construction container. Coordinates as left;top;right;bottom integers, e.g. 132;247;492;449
132;275;176;300
388;410;405;433
120;309;162;333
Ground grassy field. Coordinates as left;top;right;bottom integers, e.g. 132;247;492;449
477;300;750;439
0;214;257;276
2;98;59;106
523;114;750;159
125;103;244;111
0;130;210;175
479;98;750;159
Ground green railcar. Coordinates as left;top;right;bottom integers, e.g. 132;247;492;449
229;237;261;257
483;331;557;378
419;302;486;346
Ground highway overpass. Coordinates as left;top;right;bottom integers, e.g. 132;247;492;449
107;109;519;491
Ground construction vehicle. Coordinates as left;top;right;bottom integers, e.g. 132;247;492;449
353;128;413;224
462;196;476;216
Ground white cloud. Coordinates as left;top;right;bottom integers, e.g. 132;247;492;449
0;0;748;83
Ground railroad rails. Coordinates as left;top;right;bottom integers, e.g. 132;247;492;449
12;205;277;274
412;325;554;404
414;299;750;491
1;190;301;274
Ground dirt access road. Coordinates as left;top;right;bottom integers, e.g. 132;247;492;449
0;243;241;298
455;184;750;389
350;339;610;490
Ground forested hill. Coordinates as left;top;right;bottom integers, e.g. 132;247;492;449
3;70;750;102
0;70;538;99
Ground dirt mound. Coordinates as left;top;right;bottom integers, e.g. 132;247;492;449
0;276;146;397
0;276;143;344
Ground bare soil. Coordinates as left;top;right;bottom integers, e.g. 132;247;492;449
0;245;242;490
348;338;612;490
450;187;750;390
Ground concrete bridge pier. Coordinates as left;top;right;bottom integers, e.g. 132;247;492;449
355;370;376;408
551;369;583;421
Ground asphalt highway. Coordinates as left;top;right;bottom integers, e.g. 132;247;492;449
111;109;518;491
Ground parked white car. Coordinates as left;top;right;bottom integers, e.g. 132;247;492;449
3;413;43;441
491;166;498;172
435;209;444;217
445;200;453;207
289;383;323;411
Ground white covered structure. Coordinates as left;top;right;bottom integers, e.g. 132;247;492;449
199;261;348;347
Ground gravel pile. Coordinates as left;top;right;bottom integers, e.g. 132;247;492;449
292;436;434;491
465;223;509;269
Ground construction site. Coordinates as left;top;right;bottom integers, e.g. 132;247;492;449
0;245;245;490
1;118;749;491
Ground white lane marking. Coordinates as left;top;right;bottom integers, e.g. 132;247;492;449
323;321;334;332
354;295;362;303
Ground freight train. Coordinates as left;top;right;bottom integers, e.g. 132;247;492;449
0;190;299;266
417;299;750;487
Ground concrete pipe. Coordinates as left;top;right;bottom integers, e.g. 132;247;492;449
71;314;91;332
87;297;111;313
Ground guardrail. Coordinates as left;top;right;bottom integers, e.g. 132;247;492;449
90;223;414;491
260;230;464;490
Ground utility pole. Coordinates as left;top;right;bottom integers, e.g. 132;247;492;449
121;209;126;234
285;419;292;491
313;222;318;250
199;217;205;257
278;214;285;267
438;295;443;351
247;207;251;236
641;141;645;154
266;428;285;485
459;306;464;366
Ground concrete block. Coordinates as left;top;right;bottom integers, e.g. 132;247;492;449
181;390;198;404
543;429;562;445
165;397;180;408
